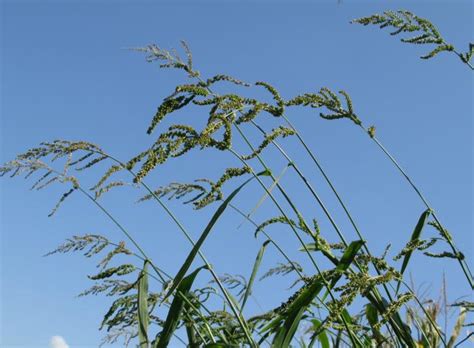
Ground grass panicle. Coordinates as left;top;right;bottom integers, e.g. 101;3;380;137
2;13;473;346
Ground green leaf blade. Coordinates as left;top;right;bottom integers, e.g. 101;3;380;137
138;260;149;348
155;266;206;348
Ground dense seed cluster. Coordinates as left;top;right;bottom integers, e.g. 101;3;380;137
352;10;456;60
241;126;295;160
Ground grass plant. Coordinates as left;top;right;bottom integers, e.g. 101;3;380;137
2;9;472;348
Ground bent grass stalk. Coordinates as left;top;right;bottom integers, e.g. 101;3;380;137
358;123;474;289
230;132;418;347
226;146;363;347
246;117;432;345
228;202;400;345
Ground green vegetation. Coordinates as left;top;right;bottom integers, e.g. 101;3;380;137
2;9;472;347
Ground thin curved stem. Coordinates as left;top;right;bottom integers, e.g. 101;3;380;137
358;124;473;289
250;118;400;307
227;146;362;347
452;49;474;70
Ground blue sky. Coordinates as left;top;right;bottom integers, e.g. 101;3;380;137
1;0;472;347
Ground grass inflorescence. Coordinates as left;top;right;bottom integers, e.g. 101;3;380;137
2;9;473;348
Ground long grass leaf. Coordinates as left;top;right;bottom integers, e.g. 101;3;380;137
332;240;365;286
262;275;326;346
308;319;329;348
260;275;325;335
365;303;385;344
281;307;306;347
241;240;270;312
138;260;149;348
263;240;364;341
396;209;431;294
237;164;288;229
163;173;264;302
155;266;206;348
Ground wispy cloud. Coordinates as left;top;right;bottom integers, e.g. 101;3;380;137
50;336;69;348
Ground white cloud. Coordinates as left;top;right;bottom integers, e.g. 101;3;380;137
50;336;69;348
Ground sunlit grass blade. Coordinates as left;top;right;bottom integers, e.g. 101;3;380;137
154;266;206;348
260;275;324;336
138;260;149;348
263;240;364;346
271;307;305;347
236;164;289;229
396;209;431;294
365;303;385;344
241;240;270;312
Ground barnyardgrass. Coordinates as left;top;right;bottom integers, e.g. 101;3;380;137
1;9;473;348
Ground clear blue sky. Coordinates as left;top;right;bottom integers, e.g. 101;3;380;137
1;1;472;347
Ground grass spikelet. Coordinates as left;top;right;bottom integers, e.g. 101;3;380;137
255;81;285;116
427;220;450;240
254;216;297;237
31;171;55;190
48;188;76;217
69;152;94;166
93;164;124;190
351;10;462;62
368;125;376;138
78;279;135;297
194;166;251;209
202;74;250;87
241;126;295;160
423;251;464;260
88;264;136;280
45;234;110;257
98;241;133;270
136;181;209;205
95;181;130;200
459;43;474;64
200;112;234;151
174;83;209;97
212;274;248;298
318;88;361;126
132;41;199;77
374;293;414;330
147;95;195;135
134;150;161;184
393;238;438;261
76;154;108;171
260;262;303;281
285;93;324;108
235;103;266;125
